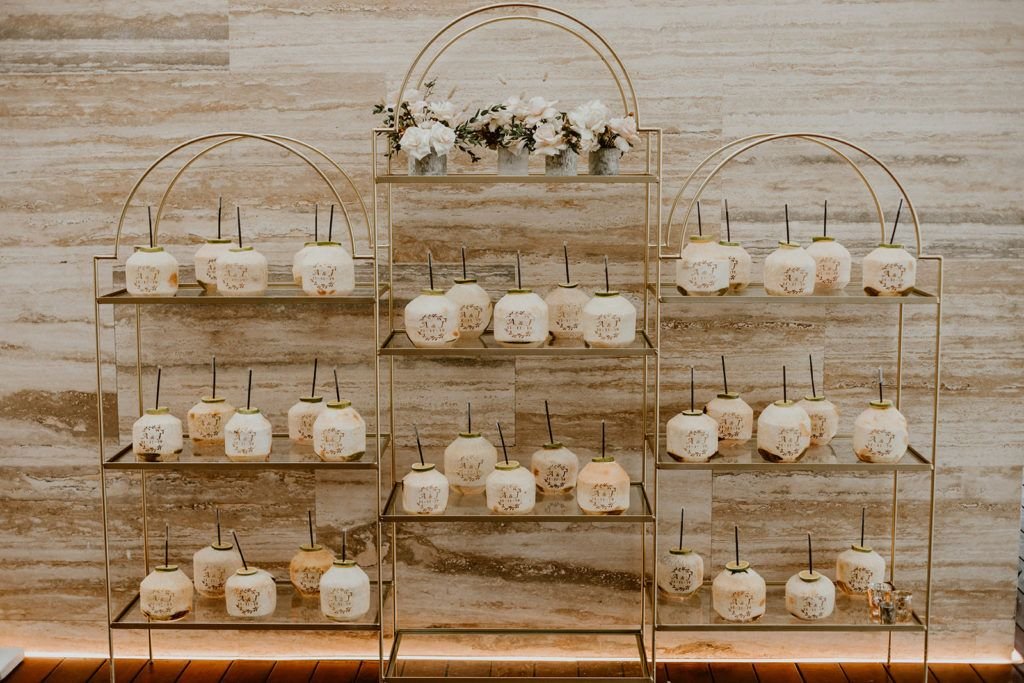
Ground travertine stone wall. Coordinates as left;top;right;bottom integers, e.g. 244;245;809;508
1;0;1022;662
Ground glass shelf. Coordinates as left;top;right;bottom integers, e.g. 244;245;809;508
652;435;932;473
375;173;658;185
381;482;653;523
656;581;924;632
97;283;384;305
379;331;655;358
653;283;938;306
111;580;387;631
103;434;387;471
385;628;651;683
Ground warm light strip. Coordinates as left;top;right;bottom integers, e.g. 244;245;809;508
24;652;1023;665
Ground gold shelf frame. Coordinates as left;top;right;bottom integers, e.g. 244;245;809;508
653;133;942;682
92;132;383;682
373;4;659;681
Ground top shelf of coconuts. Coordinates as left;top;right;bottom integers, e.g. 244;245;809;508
374;87;649;179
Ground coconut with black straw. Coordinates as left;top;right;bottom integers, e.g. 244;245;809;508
889;198;904;245
236;207;243;248
232;531;249;571
721;355;729;394
413;424;426;466
333;367;341;402
724;199;732;243
147;206;154;248
310;358;319;398
563;243;571;285
544;399;555;445
496;422;510;465
245;368;252;411
809;354;817;399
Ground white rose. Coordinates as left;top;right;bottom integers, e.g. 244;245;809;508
532;122;566;156
608;115;641;149
569;99;611;136
523;96;559;127
428;121;457;156
399;125;433;161
428;100;458;125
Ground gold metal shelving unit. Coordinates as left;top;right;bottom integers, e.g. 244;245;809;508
654;133;942;681
92;132;384;682
372;4;660;682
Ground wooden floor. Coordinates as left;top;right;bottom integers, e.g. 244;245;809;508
6;659;1024;683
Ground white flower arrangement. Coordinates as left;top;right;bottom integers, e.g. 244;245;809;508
467;95;562;155
567;99;642;153
374;79;480;162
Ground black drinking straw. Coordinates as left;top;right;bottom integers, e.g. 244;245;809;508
721;355;729;394
678;507;685;550
544;399;555;444
342;529;347;561
427;251;435;289
236;207;243;248
734;526;740;565
155;366;162;409
314;203;319;242
328;204;335;243
807;532;814;575
217;197;223;239
147;206;154;248
784;204;791;243
333;367;340;402
232;531;248;570
809;354;817;398
211;356;217;399
604;255;610;292
461;245;467;280
164;524;169;568
466;402;472;433
515;251;523;289
690;366;695;412
823;200;828;238
860;507;866;547
889;198;904;245
783;365;788;403
724;199;732;243
878;368;884;402
245;368;252;410
307;510;315;547
563;243;571;284
497;422;509;465
413;425;425;466
697;201;703;237
216;508;222;546
601;420;606;458
311;358;319;398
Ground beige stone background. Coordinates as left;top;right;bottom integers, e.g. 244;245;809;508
1;0;1023;665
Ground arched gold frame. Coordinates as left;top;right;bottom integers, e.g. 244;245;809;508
107;131;373;259
391;2;641;126
663;133;926;258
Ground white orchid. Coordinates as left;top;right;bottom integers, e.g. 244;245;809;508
399;125;434;161
532;121;567;156
428;121;457;155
